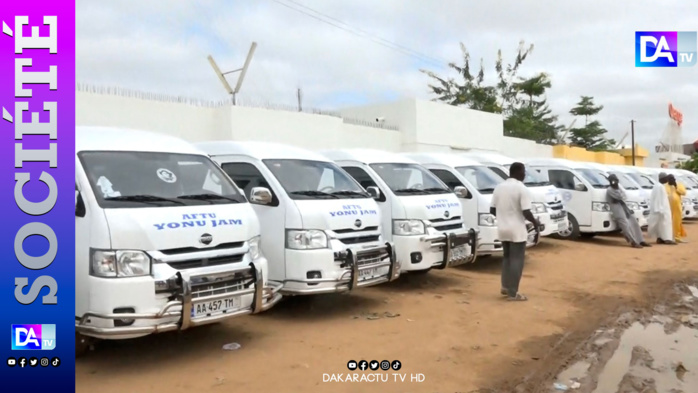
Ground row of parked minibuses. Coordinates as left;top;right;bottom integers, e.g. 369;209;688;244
74;126;698;353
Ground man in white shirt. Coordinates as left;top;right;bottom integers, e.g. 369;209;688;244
490;162;540;301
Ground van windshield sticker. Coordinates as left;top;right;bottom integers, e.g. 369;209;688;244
426;198;460;210
96;176;121;198
154;213;242;230
329;204;378;217
157;168;177;183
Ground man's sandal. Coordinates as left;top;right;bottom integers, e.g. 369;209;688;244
507;293;528;301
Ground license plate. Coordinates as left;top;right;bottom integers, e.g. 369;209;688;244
453;245;468;259
191;297;242;318
557;221;567;230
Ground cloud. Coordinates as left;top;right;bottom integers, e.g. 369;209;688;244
76;0;698;148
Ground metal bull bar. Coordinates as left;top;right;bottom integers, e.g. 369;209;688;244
75;262;282;337
344;241;399;290
423;228;478;269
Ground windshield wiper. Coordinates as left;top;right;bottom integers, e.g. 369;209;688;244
393;188;429;194
290;190;339;198
422;187;450;193
104;194;186;205
330;190;370;198
479;187;496;193
625;187;639;190
177;193;241;203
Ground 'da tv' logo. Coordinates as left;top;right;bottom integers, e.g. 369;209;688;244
635;31;697;67
11;325;56;350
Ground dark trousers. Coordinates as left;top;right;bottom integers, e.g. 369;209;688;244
501;241;526;297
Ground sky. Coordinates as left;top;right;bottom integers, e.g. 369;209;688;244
76;0;698;150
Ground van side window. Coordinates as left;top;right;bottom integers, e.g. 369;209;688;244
549;169;583;191
220;163;279;206
342;166;386;202
429;169;471;199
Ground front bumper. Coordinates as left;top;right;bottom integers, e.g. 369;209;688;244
76;262;282;339
420;227;479;268
538;210;568;237
277;242;399;295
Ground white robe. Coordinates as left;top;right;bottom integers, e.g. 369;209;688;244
647;183;673;240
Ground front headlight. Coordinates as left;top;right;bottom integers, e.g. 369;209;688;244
626;202;640;210
393;219;426;236
531;202;547;214
90;249;151;278
286;229;328;250
592;202;610;212
248;235;262;259
478;213;497;226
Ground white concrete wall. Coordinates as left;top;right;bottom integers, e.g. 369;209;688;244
76;92;231;142
76;89;554;158
76;91;401;150
501;136;554;159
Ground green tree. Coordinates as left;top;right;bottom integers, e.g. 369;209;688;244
423;41;566;143
421;41;534;115
677;153;698;173
569;96;603;126
568;96;615;151
502;72;562;144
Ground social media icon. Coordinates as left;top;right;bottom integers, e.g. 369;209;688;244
18;357;27;368
11;324;56;350
51;357;60;367
347;360;357;371
369;360;379;370
380;360;390;370
7;358;16;367
40;358;49;367
391;360;402;370
29;357;38;367
358;360;368;371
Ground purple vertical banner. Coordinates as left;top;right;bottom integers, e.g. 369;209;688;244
0;1;75;391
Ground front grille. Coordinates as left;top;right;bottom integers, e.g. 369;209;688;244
160;241;245;255
167;254;244;270
191;276;250;299
430;216;464;232
548;203;564;211
334;226;380;246
356;250;385;266
550;210;567;220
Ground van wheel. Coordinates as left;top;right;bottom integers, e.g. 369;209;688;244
75;333;92;358
556;214;580;240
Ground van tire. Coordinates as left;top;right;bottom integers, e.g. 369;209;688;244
75;333;91;358
556;214;580;240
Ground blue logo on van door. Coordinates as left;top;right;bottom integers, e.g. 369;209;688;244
426;198;460;210
153;213;242;230
329;204;377;217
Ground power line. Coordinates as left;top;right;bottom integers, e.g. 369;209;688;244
270;0;448;68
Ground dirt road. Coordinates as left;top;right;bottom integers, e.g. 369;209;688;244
76;222;698;393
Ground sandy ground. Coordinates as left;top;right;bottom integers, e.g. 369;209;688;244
76;222;698;393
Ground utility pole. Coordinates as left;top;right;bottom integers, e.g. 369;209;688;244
630;120;636;166
297;88;302;112
207;42;258;106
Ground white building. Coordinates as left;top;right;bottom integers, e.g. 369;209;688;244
76;84;555;158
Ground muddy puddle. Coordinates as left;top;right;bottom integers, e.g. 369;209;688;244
549;284;698;393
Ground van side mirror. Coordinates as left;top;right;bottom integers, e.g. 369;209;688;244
75;190;86;217
366;186;381;200
453;186;470;199
250;187;272;205
574;183;587;192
